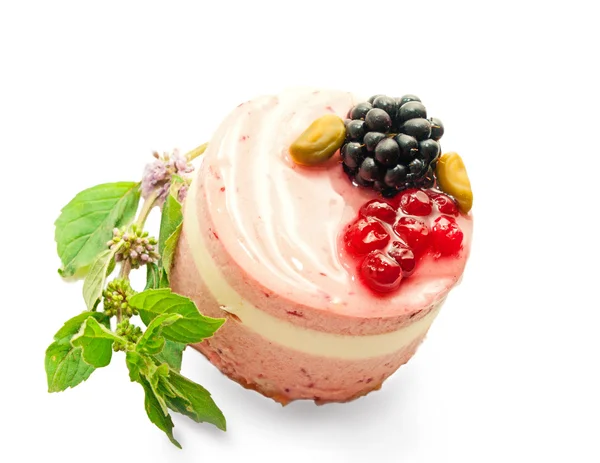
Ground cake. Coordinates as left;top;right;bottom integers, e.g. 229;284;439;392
170;88;473;404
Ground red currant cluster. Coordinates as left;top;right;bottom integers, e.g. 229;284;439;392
343;189;464;293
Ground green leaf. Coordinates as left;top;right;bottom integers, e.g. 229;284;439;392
53;312;110;341
161;224;181;277
45;312;109;392
158;190;183;277
136;313;182;355
139;376;181;449
145;263;170;290
130;289;225;344
45;342;95;393
55;182;141;278
126;350;147;383
165;370;226;431
71;317;122;368
154;341;185;371
82;247;119;310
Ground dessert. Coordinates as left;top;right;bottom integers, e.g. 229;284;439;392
170;88;473;404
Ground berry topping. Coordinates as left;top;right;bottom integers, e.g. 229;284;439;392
418;139;441;164
398;94;421;106
372;96;398;117
430;117;444;141
400;118;432;141
358;157;383;182
395;134;419;163
365;108;393;133
344;217;390;256
346;120;366;140
374;138;400;167
428;191;459;216
388;241;416;276
393;217;430;254
399;189;433;216
368;94;384;104
360;199;397;224
431;216;463;256
360;251;402;293
349;102;373;120
364;132;386;151
340;93;444;196
341;142;364;169
384;164;408;188
398;101;427;123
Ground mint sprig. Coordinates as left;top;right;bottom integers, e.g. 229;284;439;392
46;145;225;448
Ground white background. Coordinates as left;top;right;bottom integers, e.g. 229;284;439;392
1;1;599;462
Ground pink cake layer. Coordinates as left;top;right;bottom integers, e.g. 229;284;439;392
171;234;428;403
170;88;472;402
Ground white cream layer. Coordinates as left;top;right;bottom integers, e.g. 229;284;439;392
183;181;443;360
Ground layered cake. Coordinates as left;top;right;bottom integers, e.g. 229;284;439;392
170;88;473;404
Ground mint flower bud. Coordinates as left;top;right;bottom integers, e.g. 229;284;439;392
141;149;194;205
109;225;160;269
103;278;136;318
115;320;143;348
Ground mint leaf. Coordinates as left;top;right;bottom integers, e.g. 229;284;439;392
165;370;226;431
145;263;169;290
161;223;181;278
45;312;109;392
154;341;185;371
130;289;225;344
55;182;141;278
136;313;182;355
139;376;181;449
158;190;183;277
71;317;122;368
82;247;119;310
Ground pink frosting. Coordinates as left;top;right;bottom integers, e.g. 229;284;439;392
192;88;472;334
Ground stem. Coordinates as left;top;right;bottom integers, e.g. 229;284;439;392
135;191;159;228
186;142;208;162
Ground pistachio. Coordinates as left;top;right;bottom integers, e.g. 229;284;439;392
289;114;346;166
436;152;473;214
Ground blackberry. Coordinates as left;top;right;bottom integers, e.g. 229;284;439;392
349;102;373;120
346;120;366;140
339;93;444;196
364;132;386;151
365;109;392;132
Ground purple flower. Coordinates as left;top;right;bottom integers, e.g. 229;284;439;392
141;149;195;204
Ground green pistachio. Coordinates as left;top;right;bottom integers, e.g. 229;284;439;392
289;114;346;166
436;152;473;214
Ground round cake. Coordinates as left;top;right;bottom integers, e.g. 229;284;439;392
170;88;473;404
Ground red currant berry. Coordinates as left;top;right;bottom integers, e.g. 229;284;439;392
360;250;402;293
388;241;416;276
431;215;464;256
399;188;432;216
359;200;397;224
432;193;458;216
344;217;390;256
393;216;430;254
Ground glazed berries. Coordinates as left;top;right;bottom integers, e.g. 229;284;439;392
427;190;459;216
359;200;397;224
360;251;402;293
393;217;430;255
399;189;433;216
388;241;416;276
343;187;464;294
341;93;444;196
344;217;390;256
431;216;463;255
